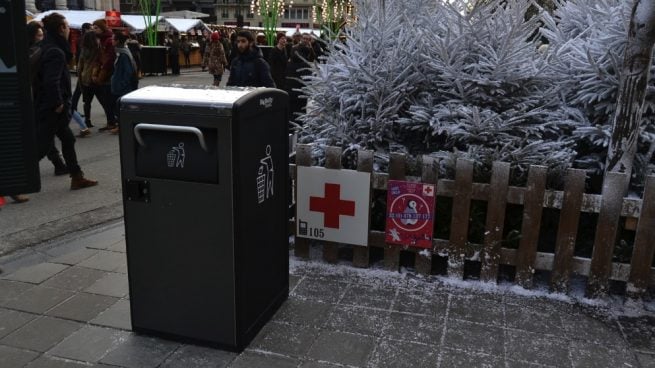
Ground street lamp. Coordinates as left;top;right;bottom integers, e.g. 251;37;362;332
311;0;355;38
250;0;293;46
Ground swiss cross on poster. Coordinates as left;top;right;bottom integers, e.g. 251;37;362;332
385;180;436;249
296;166;371;246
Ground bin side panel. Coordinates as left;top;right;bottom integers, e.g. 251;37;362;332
233;96;289;347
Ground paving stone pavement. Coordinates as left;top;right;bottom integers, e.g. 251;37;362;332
0;222;654;368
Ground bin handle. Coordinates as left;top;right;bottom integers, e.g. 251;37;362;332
134;124;209;152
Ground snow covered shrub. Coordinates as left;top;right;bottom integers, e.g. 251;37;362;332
298;0;585;183
540;0;655;188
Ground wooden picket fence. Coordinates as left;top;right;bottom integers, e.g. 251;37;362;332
289;144;655;299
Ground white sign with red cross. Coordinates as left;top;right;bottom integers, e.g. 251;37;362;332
296;166;371;246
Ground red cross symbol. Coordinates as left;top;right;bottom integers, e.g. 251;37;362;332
423;185;434;196
309;183;356;229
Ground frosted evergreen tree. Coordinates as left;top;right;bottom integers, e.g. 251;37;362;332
298;0;586;183
540;0;655;188
297;0;434;160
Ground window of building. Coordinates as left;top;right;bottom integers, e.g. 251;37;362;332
283;8;309;19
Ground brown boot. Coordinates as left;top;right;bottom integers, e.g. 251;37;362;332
70;172;98;190
10;195;29;203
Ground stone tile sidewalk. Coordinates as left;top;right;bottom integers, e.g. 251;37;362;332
1;222;654;368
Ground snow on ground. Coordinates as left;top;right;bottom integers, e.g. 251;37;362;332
289;248;655;320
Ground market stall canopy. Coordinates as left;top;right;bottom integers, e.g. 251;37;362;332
162;18;209;33
243;26;319;37
159;10;209;19
121;14;162;33
33;10;104;29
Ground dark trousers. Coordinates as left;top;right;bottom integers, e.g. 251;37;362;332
212;74;222;86
37;109;81;175
95;84;117;124
170;53;180;75
81;84;96;123
46;144;63;165
71;81;82;112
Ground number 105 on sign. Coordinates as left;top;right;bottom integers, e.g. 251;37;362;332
298;220;325;239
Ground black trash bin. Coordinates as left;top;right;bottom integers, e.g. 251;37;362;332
118;86;289;351
140;46;168;75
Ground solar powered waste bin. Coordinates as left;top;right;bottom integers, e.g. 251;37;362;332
118;86;289;351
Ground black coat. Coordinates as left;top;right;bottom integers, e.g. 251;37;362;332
284;60;311;122
34;33;72;114
227;46;275;88
268;46;288;90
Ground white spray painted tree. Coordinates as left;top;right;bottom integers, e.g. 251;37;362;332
606;0;655;188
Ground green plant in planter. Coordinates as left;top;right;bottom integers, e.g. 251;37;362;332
139;0;162;46
251;0;293;46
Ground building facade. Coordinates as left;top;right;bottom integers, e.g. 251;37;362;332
215;0;317;28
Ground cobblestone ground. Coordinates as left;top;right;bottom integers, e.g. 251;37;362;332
1;222;654;368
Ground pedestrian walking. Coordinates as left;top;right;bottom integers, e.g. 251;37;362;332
180;36;191;68
77;31;102;132
27;21;69;177
268;33;288;90
167;33;181;75
127;34;142;78
220;31;231;62
285;45;312;125
202;32;228;86
92;19;117;131
226;31;275;88
71;22;92;117
34;12;98;190
198;33;207;71
109;32;139;135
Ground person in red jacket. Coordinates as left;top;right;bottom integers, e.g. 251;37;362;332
91;19;117;131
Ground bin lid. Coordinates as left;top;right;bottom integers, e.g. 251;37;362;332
120;85;259;110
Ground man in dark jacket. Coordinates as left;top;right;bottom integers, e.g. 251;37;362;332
167;32;181;75
226;31;275;88
35;13;97;190
109;32;139;135
268;33;288;90
285;45;312;125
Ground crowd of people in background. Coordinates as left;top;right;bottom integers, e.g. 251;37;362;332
2;15;324;208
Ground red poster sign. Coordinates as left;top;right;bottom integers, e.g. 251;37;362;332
385;180;436;249
105;10;121;28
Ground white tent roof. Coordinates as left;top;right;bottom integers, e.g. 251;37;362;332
163;18;208;33
121;14;163;33
159;10;209;19
33;10;105;29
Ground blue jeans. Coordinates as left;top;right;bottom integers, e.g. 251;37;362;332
70;110;87;130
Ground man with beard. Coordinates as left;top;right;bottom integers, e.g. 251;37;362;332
226;31;275;88
34;13;98;190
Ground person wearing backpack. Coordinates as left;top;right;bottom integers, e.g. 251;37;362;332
109;31;139;135
34;13;98;190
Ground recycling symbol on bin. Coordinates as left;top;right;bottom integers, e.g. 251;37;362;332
167;143;186;169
